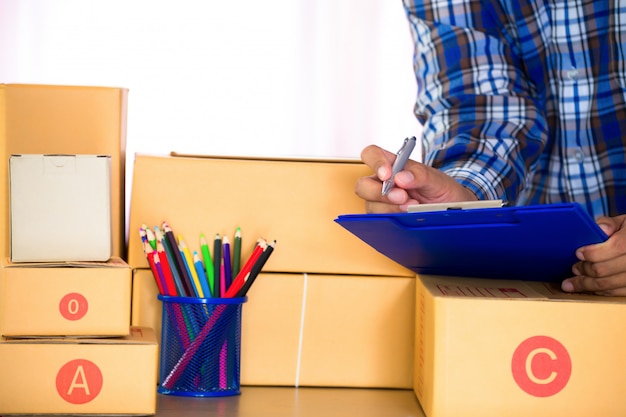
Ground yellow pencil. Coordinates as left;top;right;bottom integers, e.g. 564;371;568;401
178;234;204;298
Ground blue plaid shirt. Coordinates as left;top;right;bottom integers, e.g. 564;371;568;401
404;0;626;217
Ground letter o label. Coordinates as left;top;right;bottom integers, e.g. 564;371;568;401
56;359;103;404
59;293;88;321
511;335;572;397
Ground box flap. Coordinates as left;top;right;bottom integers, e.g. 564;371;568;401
527;281;626;304
169;151;361;164
1;327;156;344
2;256;128;269
419;275;548;300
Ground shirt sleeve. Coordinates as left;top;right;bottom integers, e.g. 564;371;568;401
403;0;549;202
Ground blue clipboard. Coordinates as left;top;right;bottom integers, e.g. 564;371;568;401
334;203;608;282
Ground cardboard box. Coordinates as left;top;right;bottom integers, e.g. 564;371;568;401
414;275;626;417
0;257;131;337
131;268;414;388
0;326;157;415
127;153;413;277
10;154;112;262
0;84;128;259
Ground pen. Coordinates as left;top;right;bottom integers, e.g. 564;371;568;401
381;136;417;196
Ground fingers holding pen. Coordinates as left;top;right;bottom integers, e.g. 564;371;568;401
357;144;419;213
360;144;396;182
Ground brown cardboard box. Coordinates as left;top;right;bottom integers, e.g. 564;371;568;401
414;275;626;417
0;84;128;259
298;274;414;388
0;257;131;337
132;268;414;388
126;153;413;277
0;326;157;415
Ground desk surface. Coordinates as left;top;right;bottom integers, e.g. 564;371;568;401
155;386;426;417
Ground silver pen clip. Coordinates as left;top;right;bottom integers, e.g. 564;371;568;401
381;136;417;196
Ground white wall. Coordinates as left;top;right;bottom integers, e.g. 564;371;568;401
1;0;422;191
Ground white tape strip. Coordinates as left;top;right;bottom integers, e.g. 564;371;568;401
295;272;308;387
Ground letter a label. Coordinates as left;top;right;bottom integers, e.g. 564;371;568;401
56;359;103;404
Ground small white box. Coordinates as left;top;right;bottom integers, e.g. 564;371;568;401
10;154;112;262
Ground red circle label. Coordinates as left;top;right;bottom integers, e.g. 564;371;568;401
56;359;103;404
511;335;572;397
59;293;88;321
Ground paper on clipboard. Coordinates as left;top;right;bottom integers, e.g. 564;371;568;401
407;200;505;212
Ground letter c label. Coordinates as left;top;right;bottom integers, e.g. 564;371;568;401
511;336;571;397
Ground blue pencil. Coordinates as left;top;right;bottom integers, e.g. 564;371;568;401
179;244;200;297
193;251;212;298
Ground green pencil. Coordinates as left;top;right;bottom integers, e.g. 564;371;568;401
232;227;242;278
200;234;215;297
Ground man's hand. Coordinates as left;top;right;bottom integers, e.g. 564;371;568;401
356;145;477;213
562;215;626;296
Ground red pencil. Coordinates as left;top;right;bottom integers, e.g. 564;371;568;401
235;240;275;297
144;241;165;295
225;239;266;297
157;240;178;296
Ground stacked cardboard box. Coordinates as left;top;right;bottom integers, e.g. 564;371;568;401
0;84;158;415
127;153;416;388
0;84;128;258
412;275;626;417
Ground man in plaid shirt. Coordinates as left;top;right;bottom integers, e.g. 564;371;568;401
356;1;626;295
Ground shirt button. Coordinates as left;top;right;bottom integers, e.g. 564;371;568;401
567;69;578;80
575;148;584;162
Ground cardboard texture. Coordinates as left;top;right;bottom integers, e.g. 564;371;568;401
0;84;128;259
126;153;413;277
131;268;415;388
414;275;626;417
10;154;112;262
0;257;131;337
0;326;157;415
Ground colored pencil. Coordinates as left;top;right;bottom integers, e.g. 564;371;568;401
163;222;194;297
156;240;178;296
152;251;169;296
179;237;203;298
219;341;228;389
225;239;266;298
146;227;158;251
139;226;148;244
220;262;226;297
161;304;228;389
235;240;275;297
144;241;165;295
222;235;232;291
213;234;222;298
156;227;186;297
193;251;211;298
232;227;242;278
200;234;215;297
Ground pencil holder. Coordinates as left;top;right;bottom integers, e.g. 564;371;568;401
157;295;247;397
